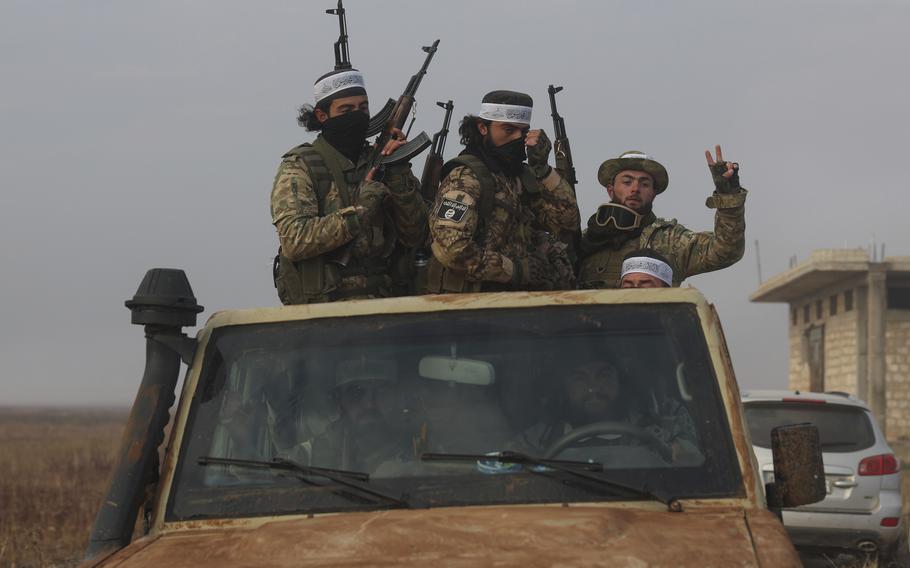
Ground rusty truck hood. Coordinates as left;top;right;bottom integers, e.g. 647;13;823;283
98;506;798;567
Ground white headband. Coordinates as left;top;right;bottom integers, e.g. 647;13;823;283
478;102;532;125
313;70;366;104
621;256;673;286
619;151;654;160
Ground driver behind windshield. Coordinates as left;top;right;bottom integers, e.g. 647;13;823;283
518;357;699;463
307;356;412;474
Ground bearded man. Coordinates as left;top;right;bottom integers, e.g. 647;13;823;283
577;146;746;288
425;90;580;293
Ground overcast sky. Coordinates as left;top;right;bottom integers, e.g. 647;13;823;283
1;0;908;406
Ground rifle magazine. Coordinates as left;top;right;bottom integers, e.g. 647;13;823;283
367;99;396;137
379;132;432;166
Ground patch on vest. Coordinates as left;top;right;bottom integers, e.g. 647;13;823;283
436;199;470;223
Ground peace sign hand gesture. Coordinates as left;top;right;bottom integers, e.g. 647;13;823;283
705;144;741;194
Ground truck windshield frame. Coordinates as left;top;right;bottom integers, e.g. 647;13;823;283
166;304;743;521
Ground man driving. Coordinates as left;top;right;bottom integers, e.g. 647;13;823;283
519;356;698;463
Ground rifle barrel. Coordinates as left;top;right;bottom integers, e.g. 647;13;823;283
405;39;440;96
327;0;351;69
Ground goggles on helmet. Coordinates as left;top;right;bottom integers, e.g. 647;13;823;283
594;203;643;231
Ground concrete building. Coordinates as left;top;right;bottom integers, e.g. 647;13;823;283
750;249;910;454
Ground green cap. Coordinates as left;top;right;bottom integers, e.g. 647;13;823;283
597;151;669;194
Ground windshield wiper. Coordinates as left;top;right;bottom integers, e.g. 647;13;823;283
421;451;681;512
198;456;415;508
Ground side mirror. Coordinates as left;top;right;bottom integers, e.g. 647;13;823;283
766;423;826;511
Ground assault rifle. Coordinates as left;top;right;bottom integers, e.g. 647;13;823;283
547;85;577;187
325;0;394;137
420;100;455;202
331;40;440;267
362;39;440;178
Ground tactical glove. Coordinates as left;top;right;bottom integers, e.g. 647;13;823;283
355;181;389;225
709;161;742;194
525;129;553;179
512;252;556;291
531;230;576;290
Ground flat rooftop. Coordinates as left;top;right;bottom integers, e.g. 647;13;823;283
750;249;910;303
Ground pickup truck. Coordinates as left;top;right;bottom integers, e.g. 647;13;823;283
81;268;824;567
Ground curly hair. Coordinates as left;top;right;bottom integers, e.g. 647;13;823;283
297;100;331;132
458;114;491;148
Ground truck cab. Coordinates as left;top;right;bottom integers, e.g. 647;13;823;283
83;273;820;567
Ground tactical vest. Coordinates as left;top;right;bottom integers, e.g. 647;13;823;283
273;140;393;305
425;155;540;293
577;220;675;289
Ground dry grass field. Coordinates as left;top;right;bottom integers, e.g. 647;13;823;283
0;407;127;568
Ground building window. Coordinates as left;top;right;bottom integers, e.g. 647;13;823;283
803;305;810;323
845;289;854;311
830;295;838;316
791;309;798;326
888;287;910;310
816;300;823;319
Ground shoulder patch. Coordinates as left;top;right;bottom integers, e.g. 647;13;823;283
436;198;470;223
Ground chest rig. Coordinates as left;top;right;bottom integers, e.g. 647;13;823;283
273;138;395;304
425;155;540;293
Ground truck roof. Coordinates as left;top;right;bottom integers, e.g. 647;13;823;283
202;287;713;330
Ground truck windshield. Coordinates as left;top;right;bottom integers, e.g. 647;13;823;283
168;304;742;520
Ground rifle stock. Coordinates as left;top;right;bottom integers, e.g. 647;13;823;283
420;154;444;202
420;100;454;203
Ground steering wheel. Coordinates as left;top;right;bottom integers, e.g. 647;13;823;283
543;421;672;462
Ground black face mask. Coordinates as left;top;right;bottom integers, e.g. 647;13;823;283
484;135;526;177
321;111;369;161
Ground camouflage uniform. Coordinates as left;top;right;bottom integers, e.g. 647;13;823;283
271;135;428;304
428;164;580;291
577;189;747;288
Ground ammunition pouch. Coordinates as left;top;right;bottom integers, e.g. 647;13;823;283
275;254;337;305
275;253;394;305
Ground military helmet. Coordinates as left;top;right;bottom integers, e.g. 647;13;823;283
597;151;669;194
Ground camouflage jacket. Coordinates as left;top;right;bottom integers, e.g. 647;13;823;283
270;136;427;302
271;136;427;261
577;189;747;288
429;164;580;285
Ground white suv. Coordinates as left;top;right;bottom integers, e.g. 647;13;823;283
742;390;906;564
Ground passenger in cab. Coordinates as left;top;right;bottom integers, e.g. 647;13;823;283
307;357;412;473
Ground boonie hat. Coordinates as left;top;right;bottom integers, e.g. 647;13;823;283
597;151;669;194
